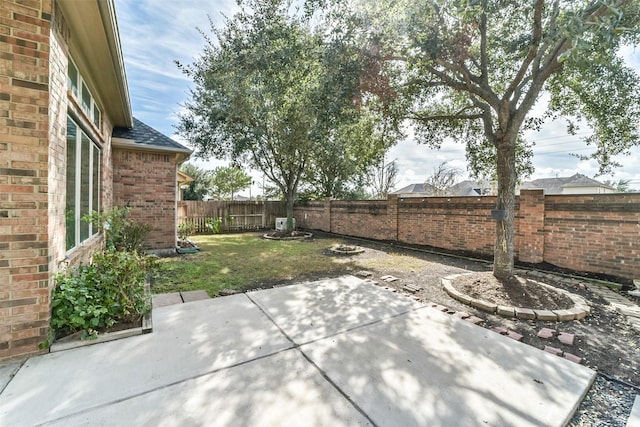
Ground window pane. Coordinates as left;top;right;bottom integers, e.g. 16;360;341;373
81;82;91;116
92;143;100;233
80;133;91;241
67;61;78;97
93;104;101;128
66;119;77;250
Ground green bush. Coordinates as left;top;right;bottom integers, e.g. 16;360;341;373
83;207;153;253
178;222;198;240
205;218;223;234
51;250;154;340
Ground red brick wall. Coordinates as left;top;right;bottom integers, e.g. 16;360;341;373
0;0;53;359
398;196;497;254
329;199;397;241
112;149;178;250
295;190;640;280
543;193;640;279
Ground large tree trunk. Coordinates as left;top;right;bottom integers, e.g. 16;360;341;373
493;137;517;280
285;189;295;232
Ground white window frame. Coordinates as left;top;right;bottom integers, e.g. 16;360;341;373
67;58;102;129
66;117;101;251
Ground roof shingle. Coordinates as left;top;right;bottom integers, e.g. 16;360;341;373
112;117;191;153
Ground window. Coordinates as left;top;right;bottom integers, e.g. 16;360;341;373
67;58;102;129
67;60;78;98
66;118;100;251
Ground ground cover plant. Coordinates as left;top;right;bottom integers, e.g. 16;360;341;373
50;250;153;341
47;208;155;344
153;233;358;295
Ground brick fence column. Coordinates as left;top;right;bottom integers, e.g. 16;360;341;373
324;198;332;233
517;189;545;263
387;194;399;241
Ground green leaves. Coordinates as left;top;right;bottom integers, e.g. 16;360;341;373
83;207;152;253
50;250;153;341
209;166;253;200
178;0;398;211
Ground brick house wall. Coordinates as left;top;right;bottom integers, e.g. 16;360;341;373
112;149;179;250
0;0;55;359
0;0;129;360
295;190;640;281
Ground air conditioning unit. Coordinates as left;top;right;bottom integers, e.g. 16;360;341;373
275;217;295;231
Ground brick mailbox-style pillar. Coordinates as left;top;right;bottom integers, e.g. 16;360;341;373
516;189;545;264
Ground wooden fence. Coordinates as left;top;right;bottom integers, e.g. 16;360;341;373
178;200;287;233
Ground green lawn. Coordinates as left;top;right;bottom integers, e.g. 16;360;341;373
153;233;357;296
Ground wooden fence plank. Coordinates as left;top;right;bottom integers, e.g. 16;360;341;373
177;200;286;233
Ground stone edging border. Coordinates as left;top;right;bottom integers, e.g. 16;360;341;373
262;232;313;241
329;245;365;255
442;273;591;322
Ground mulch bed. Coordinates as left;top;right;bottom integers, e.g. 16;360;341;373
451;271;575;310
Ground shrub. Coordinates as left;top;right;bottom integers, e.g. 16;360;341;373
205;217;223;234
83;207;153;253
178;222;198;240
50;250;154;340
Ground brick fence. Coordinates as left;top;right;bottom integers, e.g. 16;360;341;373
294;190;640;281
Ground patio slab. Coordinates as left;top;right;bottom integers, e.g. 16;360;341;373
0;276;595;426
0;294;292;426
152;292;182;307
44;349;371;426
299;302;595;427
248;275;424;344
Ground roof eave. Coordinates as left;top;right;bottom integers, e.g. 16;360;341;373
58;0;132;128
112;137;193;161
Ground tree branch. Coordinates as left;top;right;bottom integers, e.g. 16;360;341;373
409;104;483;122
504;0;544;104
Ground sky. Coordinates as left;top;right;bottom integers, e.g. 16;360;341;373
113;0;640;196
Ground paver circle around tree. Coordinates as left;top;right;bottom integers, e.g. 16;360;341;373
262;231;313;241
442;272;591;322
329;244;366;255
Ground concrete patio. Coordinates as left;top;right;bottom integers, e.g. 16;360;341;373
0;275;595;426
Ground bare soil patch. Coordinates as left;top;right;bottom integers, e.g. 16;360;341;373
451;272;574;310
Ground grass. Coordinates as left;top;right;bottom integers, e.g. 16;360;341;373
153;233;357;296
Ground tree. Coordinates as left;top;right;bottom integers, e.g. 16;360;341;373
603;179;636;193
353;0;640;279
426;161;461;196
180;163;213;201
177;0;375;232
304;109;397;199
367;159;398;199
209;166;253;200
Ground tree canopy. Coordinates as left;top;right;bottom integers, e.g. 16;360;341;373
209;166;253;200
177;0;396;229
346;0;640;279
180;163;213;201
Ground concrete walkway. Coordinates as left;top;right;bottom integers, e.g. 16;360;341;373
0;276;595;426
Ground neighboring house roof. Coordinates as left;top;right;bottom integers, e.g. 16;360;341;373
521;173;614;194
391;183;434;195
561;175;613;189
58;0;132;127
112;117;193;160
449;180;494;196
177;170;194;187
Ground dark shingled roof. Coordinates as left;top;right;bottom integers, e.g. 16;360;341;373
112;117;191;153
521;173;613;194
